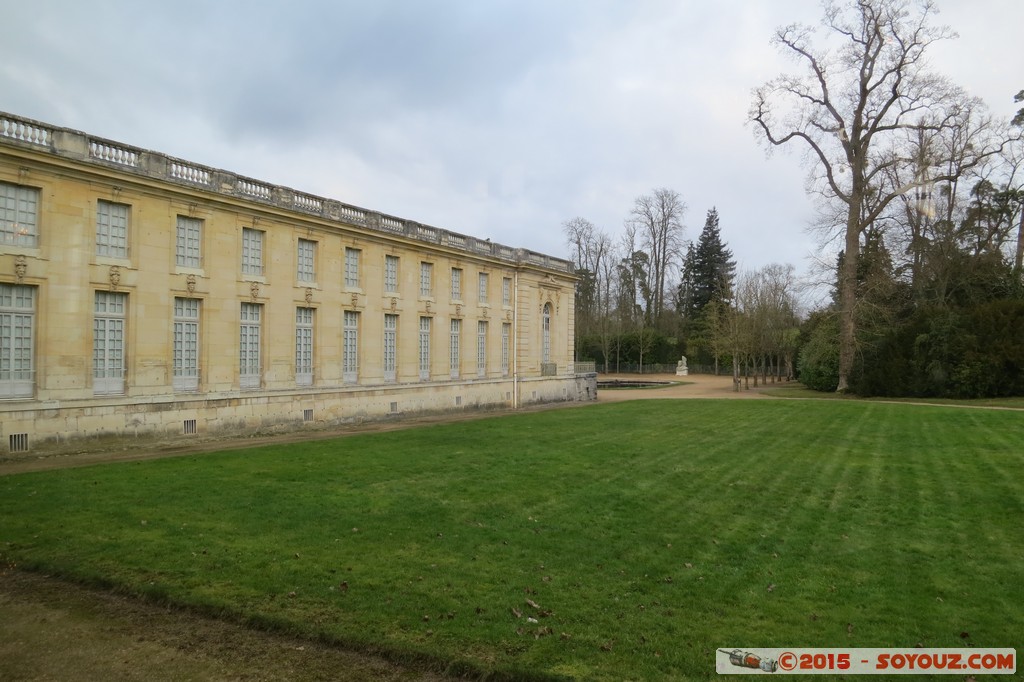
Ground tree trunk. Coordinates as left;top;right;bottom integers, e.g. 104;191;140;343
1015;206;1024;274
638;333;644;375
837;204;861;393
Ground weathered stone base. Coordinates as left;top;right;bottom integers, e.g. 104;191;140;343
1;374;597;456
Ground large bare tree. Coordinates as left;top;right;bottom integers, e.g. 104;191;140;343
563;217;613;361
750;0;1004;391
628;188;686;327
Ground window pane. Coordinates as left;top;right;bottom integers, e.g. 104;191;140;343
477;320;487;376
1;183;39;247
501;323;510;376
173;297;200;388
384;313;397;381
0;284;37;394
345;248;360;287
176;216;202;267
96;200;129;258
298;239;316;282
451;268;461;299
419;316;431;379
385;255;399;292
242;228;264;275
343;310;359;381
240;303;262;387
93;292;127;394
420;262;432;297
295;307;314;384
449;318;460;378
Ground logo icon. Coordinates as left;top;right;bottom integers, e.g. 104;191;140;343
720;649;778;673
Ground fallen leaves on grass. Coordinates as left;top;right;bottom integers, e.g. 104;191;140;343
523;597;553;617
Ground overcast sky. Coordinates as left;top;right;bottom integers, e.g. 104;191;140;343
3;0;1022;294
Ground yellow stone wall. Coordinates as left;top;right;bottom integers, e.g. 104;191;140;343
0;113;593;452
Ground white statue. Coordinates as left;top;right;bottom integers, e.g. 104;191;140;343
676;355;688;376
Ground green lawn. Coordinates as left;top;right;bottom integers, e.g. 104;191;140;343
2;400;1022;680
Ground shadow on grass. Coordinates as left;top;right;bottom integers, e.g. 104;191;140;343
760;383;1024;409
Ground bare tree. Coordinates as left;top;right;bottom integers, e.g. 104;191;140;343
618;221;649;324
754;263;801;383
727;271;757;390
563;217;612;361
884;113;1020;306
750;0;1005;391
563;217;600;274
702;297;728;375
995;136;1024;274
628;188;686;327
596;237;621;372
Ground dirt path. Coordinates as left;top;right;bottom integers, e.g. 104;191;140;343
596;372;775;401
0;569;452;681
0;374;777;681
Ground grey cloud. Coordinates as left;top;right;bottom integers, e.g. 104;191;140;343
2;0;1019;276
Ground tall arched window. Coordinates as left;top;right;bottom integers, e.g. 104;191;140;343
542;302;551;363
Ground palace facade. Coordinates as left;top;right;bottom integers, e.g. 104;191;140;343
0;112;594;454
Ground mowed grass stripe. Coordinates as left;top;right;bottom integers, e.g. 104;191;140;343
1;400;1022;681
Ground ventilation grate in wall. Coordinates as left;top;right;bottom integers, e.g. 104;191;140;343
183;419;197;435
303;408;314;422
9;433;29;453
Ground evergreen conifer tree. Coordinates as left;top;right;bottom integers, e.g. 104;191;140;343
681;208;736;321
